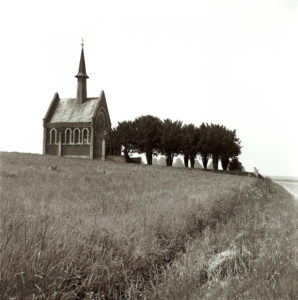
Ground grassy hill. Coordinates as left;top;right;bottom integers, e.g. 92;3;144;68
0;152;297;299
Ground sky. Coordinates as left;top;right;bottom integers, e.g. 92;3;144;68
0;0;297;176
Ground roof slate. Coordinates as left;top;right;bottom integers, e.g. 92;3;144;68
50;97;99;123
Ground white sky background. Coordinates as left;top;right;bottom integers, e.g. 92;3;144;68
0;0;297;176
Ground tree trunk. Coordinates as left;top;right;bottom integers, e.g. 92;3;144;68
212;155;219;170
202;154;209;169
190;155;195;168
166;153;173;166
146;150;153;165
221;157;229;171
123;148;131;163
184;155;189;167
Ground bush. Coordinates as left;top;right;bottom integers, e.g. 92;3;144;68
228;157;243;171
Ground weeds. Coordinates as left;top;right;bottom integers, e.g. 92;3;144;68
147;178;298;300
0;153;296;299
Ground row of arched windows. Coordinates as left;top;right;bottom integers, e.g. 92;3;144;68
49;128;90;145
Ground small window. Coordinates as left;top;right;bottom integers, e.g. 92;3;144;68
73;128;80;144
49;128;57;144
82;128;89;144
65;128;72;144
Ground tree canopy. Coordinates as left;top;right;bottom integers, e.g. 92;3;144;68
159;119;183;166
134;115;162;165
181;124;200;168
108;116;243;170
109;121;136;162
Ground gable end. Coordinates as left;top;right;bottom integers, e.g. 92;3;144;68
43;93;60;126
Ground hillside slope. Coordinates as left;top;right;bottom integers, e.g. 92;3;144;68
0;152;297;299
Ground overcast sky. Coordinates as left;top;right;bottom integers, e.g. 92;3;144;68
0;0;297;176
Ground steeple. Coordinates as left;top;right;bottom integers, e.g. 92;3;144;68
75;39;89;103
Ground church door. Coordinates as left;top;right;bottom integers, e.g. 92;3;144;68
94;137;102;158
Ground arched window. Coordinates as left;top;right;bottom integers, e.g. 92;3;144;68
49;128;57;144
65;128;72;144
73;128;80;144
95;110;107;131
82;128;90;144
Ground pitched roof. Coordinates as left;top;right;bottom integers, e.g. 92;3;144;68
50;97;99;123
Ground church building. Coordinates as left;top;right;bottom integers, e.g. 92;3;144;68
43;42;111;160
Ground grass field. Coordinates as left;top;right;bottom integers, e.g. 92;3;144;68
0;152;297;299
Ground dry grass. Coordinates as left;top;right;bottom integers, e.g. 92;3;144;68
0;152;296;299
147;178;298;300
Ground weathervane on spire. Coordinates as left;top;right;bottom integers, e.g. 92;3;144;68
81;38;84;47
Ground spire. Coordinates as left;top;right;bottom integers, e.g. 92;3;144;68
75;39;89;79
75;39;88;103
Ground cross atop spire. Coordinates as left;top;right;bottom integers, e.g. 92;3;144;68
75;40;89;103
75;41;89;79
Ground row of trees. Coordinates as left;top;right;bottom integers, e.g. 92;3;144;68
108;115;242;170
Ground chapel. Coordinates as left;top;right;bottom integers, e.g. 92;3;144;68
43;42;111;160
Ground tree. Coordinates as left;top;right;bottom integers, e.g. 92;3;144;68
197;123;212;169
159;119;183;166
228;157;243;171
208;124;226;171
181;124;200;168
109;121;136;162
133;115;162;165
219;129;242;171
205;124;242;171
108;128;121;155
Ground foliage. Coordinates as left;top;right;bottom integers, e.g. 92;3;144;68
1;153;296;299
109;120;136;162
220;129;242;171
197;123;212;169
206;124;242;171
109;116;242;171
229;157;243;171
159;119;183;166
196;123;242;171
134;115;162;165
0;152;254;298
146;179;298;300
181;124;200;168
207;124;225;171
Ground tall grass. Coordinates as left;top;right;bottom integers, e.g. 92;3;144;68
147;179;298;299
0;152;296;299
